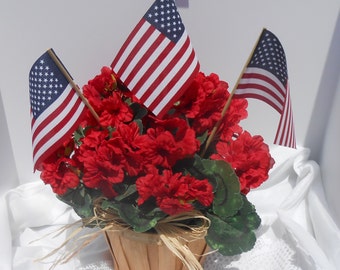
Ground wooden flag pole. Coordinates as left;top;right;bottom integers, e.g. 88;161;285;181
201;28;266;157
47;49;100;123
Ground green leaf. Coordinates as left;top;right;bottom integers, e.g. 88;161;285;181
101;199;120;213
114;184;137;201
58;186;100;219
130;102;148;120
197;131;208;145
115;203;166;232
205;196;261;256
225;195;261;231
209;160;243;218
134;119;144;134
191;156;243;218
101;200;167;233
73;126;86;146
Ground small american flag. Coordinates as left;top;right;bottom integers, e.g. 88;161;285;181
234;29;296;148
29;49;86;170
111;0;199;118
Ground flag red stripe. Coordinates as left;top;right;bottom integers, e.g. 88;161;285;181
111;19;145;70
32;96;83;157
286;95;296;148
147;48;198;113
32;92;86;170
278;101;289;145
274;87;296;148
139;36;191;104
130;41;174;98
241;73;286;97
285;94;294;147
152;61;200;117
31;89;75;143
236;69;286;113
238;73;286;106
123;34;166;86
234;93;282;113
116;25;155;78
33;108;85;171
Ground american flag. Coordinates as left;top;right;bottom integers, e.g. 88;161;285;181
29;49;86;170
111;0;199;118
234;29;296;148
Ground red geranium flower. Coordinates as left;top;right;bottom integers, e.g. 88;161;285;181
79;139;125;197
173;72;229;134
136;170;213;215
110;122;145;176
139;118;199;168
219;98;248;141
88;66;117;97
211;131;274;194
99;92;133;128
40;157;79;195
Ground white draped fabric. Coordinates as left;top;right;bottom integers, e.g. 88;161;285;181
1;145;339;270
1;2;339;269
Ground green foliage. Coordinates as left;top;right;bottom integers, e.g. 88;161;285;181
189;155;243;217
73;126;86;146
203;159;242;217
188;155;261;255
58;186;101;219
130;102;148;120
206;195;261;256
102;200;166;232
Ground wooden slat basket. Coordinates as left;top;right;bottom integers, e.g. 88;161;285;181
105;229;208;270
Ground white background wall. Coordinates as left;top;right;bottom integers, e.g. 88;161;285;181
0;0;339;185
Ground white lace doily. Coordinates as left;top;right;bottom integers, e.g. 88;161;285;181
203;224;318;270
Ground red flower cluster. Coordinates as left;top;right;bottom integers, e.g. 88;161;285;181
173;72;230;133
212;131;275;194
170;71;274;194
136;169;213;215
40;140;79;195
39;66;274;216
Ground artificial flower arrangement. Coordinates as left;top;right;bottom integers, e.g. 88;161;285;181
37;65;274;261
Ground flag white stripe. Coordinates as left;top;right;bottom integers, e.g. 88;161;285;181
275;98;289;144
274;85;295;148
234;87;284;112
237;67;286;107
120;27;161;83
114;21;150;75
238;76;285;103
135;31;188;99
286;90;295;147
32;85;81;149
243;67;285;89
128;37;170;90
144;33;191;106
31;84;73;135
33;102;85;165
153;53;198;115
